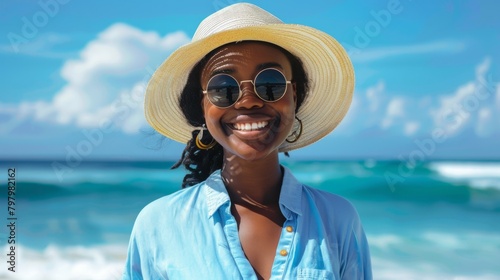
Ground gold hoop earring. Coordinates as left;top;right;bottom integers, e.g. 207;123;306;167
286;116;303;143
195;125;217;150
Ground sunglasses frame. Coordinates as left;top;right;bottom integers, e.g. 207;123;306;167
202;67;292;108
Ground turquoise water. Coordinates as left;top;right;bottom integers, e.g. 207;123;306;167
1;160;499;279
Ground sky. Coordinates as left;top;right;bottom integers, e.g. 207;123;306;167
0;0;499;161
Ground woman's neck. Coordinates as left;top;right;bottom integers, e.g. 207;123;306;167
221;153;283;206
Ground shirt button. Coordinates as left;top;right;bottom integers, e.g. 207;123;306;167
286;226;293;232
279;249;288;256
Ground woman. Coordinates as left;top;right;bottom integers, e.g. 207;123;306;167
124;3;371;279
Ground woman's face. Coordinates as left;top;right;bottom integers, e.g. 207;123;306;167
200;41;297;161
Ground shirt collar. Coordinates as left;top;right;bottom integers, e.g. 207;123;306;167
204;166;303;218
279;166;303;218
204;170;231;218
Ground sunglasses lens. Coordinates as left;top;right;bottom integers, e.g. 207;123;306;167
254;69;287;101
206;75;239;107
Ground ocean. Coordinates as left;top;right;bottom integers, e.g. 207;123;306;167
1;160;499;280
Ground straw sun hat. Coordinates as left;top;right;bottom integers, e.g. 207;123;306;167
145;2;354;152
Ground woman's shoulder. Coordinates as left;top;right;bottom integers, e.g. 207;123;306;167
301;184;361;222
302;184;355;208
283;167;360;221
135;183;206;222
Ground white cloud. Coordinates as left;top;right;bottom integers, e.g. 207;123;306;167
366;81;385;112
404;121;420;136
0;23;190;134
335;81;388;135
338;82;422;136
352;40;466;63
386;98;405;117
430;57;498;138
431;81;475;135
475;108;493;137
340;59;497;139
381;97;405;129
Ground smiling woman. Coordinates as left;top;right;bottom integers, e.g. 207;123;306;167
123;3;371;280
201;42;297;161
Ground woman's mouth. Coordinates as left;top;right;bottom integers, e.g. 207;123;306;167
231;121;269;131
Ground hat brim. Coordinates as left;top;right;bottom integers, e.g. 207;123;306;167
145;24;354;152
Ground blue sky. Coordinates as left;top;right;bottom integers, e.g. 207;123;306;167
1;0;499;161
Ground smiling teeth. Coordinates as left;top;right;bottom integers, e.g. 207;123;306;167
234;121;268;131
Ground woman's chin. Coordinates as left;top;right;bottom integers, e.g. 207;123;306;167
224;139;282;162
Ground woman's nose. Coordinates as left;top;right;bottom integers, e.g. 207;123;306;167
233;82;264;109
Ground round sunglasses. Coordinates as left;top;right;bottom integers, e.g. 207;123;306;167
202;68;292;108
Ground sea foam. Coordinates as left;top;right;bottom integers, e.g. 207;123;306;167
430;162;500;190
0;244;126;280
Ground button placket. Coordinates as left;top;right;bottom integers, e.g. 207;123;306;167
277;225;294;257
279;226;293;257
270;219;296;279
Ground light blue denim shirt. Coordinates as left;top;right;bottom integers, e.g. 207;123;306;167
123;167;372;279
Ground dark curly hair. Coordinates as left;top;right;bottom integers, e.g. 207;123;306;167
171;41;309;188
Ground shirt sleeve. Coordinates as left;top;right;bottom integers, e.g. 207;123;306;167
122;223;145;280
339;210;372;280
